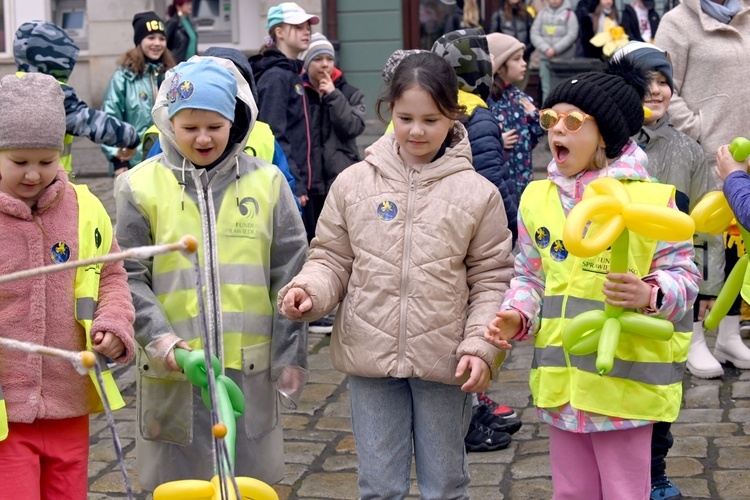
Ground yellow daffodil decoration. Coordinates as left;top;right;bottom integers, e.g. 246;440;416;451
590;18;629;57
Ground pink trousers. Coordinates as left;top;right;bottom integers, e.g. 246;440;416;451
0;415;89;500
549;423;652;500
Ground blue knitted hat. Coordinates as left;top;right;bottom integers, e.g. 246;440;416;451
167;59;237;121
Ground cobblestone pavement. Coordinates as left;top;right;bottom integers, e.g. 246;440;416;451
78;140;750;499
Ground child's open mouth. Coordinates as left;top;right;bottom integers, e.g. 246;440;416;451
197;148;213;156
553;142;570;163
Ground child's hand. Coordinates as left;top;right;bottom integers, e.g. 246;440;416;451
545;47;556;58
602;272;653;309
318;76;335;96
484;309;522;350
166;340;192;372
520;97;537;115
715;144;748;181
280;287;313;319
455;355;491;393
91;331;125;361
502;129;519;149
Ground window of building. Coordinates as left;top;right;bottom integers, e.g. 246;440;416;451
0;1;6;53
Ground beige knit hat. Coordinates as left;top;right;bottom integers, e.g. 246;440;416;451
486;33;525;75
0;73;66;151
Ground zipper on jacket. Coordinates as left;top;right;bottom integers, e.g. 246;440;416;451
302;90;313;191
397;170;418;375
193;172;223;367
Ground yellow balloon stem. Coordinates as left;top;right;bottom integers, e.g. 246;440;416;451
81;351;97;369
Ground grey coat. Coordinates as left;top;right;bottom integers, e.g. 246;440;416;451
635;116;724;296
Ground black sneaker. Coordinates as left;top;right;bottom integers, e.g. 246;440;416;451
472;404;523;435
309;315;334;334
650;473;682;499
465;420;511;452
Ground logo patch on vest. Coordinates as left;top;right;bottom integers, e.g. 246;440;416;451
535;227;551;249
377;201;398;221
239;197;259;218
139;91;149;102
94;228;102;249
51;242;71;263
550;240;568;262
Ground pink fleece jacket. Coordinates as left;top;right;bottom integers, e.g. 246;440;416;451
0;170;135;423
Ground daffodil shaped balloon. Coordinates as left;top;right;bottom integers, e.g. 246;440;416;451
691;138;750;331
153;349;279;500
590;18;630;57
561;177;696;374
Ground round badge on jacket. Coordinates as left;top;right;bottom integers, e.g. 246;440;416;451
377;201;398;221
51;242;71;263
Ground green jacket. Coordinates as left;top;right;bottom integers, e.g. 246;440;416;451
101;63;164;173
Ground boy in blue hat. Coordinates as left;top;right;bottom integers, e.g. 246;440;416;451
114;57;308;490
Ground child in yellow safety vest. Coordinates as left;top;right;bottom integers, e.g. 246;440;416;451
114;57;308;490
484;58;700;498
0;73;135;499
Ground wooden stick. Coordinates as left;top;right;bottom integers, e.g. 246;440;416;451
0;235;198;285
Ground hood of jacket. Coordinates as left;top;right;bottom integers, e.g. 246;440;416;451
431;27;493;102
548;140;651;206
249;48;303;82
203;46;260;105
152;55;258;172
13;21;79;82
364;122;474;183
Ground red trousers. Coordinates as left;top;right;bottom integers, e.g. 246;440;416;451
0;415;89;500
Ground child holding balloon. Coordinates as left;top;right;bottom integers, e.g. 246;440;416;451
114;57;308;490
484;57;700;499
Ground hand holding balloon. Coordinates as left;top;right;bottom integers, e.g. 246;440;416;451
715;143;749;182
601;272;653;309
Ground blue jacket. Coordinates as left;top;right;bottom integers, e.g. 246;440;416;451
462;99;519;244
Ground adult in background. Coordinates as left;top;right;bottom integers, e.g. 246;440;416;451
165;0;198;64
488;0;534;60
655;0;750;377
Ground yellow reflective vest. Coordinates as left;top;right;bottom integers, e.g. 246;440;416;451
521;180;692;422
0;184;124;441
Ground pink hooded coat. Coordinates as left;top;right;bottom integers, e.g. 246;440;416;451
0;171;135;423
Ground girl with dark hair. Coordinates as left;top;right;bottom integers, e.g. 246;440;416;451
279;51;514;499
165;0;197;64
100;11;175;175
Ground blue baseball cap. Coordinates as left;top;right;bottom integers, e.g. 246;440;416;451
166;59;238;121
265;2;320;30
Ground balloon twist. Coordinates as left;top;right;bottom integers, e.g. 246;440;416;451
690;179;750;330
561;178;695;374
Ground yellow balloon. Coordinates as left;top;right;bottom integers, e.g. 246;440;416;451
690;191;733;235
623;204;695;241
154;480;216;500
563;197;625;258
596;317;621;375
562;310;608;353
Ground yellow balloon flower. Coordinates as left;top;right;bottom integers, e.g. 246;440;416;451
590;18;630;57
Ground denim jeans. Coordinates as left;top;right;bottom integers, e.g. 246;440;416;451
348;375;473;500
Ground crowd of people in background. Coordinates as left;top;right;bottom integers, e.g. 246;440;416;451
1;0;750;499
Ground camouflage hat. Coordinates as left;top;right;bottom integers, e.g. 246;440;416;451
14;21;79;82
431;28;493;102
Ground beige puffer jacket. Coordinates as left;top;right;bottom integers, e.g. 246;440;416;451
278;123;515;384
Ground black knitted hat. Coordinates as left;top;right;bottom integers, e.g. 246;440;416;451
543;58;650;159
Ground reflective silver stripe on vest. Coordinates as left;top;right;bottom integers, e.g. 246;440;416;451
76;297;97;321
0;384;4;399
152;263;268;296
532;345;686;385
171;312;274;340
541;295;601;319
62;139;72;157
542;295;695;332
